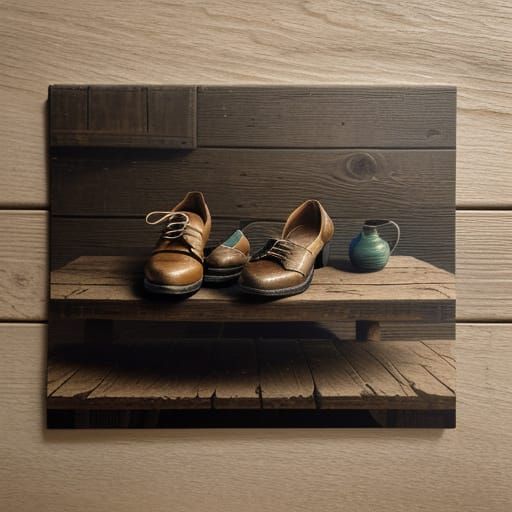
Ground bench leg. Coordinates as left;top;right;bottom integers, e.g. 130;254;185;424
356;320;381;342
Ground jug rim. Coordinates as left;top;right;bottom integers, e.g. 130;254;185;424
363;219;392;227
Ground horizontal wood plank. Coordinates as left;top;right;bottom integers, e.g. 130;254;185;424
457;211;512;320
51;210;454;272
50;256;455;323
49;147;454;272
0;211;48;321
50;148;455;215
197;86;455;148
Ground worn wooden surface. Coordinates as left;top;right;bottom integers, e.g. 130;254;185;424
259;340;316;409
47;340;454;411
197;86;455;147
51;148;455;215
50;256;455;322
50;85;197;148
1;0;512;509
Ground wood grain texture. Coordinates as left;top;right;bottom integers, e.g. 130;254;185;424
302;339;370;407
457;211;512;320
259;340;315;409
0;211;47;321
50;342;214;410
2;323;511;511
50;256;455;323
50;148;455;215
209;339;260;409
0;0;511;507
1;0;510;207
47;340;453;411
51;211;455;272
197;86;455;147
49;147;455;270
50;85;197;148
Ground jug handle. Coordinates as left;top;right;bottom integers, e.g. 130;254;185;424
386;220;401;254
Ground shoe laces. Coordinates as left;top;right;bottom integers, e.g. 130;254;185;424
145;211;193;240
266;239;296;261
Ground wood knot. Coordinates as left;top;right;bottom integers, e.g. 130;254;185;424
345;153;378;181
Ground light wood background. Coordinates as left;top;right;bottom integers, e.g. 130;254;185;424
1;1;511;510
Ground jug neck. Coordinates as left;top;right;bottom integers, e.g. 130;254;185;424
362;225;379;237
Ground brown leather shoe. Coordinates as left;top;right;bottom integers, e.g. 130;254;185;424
204;230;250;284
144;191;211;295
238;200;334;297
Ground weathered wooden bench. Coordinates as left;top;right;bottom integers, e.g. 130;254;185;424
48;254;455;423
50;255;454;332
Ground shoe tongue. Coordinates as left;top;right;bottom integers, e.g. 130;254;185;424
155;211;205;255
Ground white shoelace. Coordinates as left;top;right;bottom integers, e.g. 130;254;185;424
145;211;198;240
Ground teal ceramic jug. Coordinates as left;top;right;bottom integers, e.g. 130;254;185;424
349;219;400;272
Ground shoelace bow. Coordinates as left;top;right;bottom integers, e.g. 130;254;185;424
145;211;202;241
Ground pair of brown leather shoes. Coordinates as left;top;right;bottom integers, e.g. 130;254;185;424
144;192;333;297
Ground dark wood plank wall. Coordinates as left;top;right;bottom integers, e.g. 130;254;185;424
197;86;456;148
49;85;456;273
50;85;197;148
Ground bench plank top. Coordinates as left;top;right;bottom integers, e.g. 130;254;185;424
50;255;455;322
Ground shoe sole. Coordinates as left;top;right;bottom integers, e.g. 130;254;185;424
238;268;314;297
144;278;203;295
203;265;245;284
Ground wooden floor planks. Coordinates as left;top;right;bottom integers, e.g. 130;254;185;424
47;339;455;411
210;339;260;409
259;340;315;409
302;340;369;408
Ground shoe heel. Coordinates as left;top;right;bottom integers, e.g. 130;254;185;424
314;241;331;269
